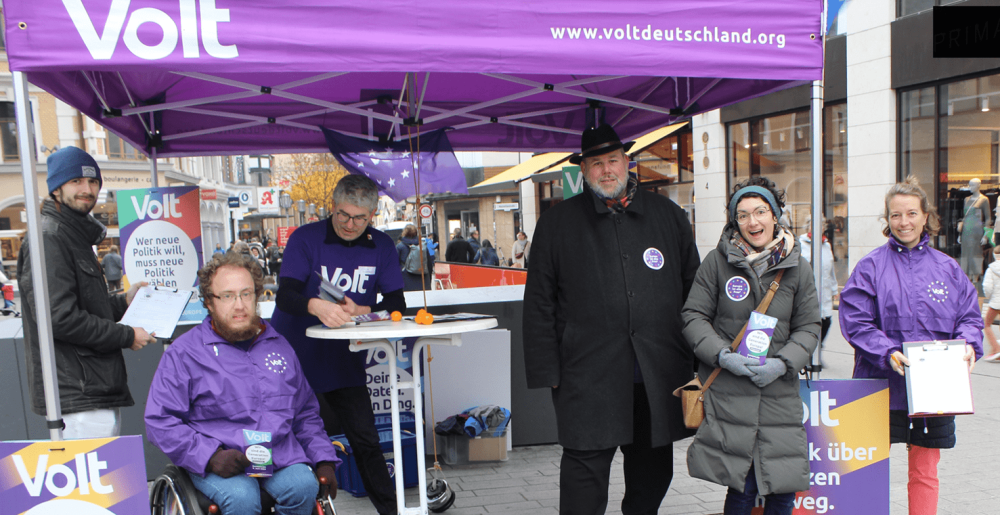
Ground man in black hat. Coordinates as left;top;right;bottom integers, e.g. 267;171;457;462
18;146;156;439
523;124;701;514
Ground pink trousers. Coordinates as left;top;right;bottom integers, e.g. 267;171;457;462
908;445;940;515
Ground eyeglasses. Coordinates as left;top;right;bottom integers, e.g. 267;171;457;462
211;289;256;304
335;210;369;225
735;206;773;226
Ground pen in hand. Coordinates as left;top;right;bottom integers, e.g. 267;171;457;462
890;353;909;376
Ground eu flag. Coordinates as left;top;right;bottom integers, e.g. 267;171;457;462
322;127;468;202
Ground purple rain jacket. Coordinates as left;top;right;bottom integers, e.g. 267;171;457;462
145;317;340;477
839;234;984;410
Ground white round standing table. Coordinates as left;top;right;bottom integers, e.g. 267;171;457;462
307;317;498;515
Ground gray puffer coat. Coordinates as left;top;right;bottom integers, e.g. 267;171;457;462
681;227;820;495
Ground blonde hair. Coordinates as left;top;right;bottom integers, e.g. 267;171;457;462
881;176;940;238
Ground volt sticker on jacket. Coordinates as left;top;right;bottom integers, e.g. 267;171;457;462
725;276;751;302
643;248;664;270
265;351;288;374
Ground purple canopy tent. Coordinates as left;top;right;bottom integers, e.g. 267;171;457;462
3;0;823;466
4;1;821;156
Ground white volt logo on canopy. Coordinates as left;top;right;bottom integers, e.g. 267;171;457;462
62;0;238;60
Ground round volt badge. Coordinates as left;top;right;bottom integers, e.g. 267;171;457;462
725;276;751;302
643;248;664;270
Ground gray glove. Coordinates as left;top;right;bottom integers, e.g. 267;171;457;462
718;348;759;377
747;358;787;388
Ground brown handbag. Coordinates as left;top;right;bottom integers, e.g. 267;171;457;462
673;269;785;429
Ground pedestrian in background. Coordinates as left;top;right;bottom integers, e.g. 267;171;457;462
512;231;530;268
980;245;1000;361
445;229;474;263
839;176;982;515
102;244;124;292
798;227;837;344
682;176;819;515
476;240;500;266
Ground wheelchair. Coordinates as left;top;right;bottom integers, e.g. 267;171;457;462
149;464;337;515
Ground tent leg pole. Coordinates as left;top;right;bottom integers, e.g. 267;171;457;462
14;71;64;441
150;112;158;187
811;79;824;379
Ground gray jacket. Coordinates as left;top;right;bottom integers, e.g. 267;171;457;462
681;227;820;495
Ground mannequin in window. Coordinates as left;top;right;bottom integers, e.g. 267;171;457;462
958;178;990;283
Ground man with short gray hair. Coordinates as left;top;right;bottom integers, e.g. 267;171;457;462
273;174;405;515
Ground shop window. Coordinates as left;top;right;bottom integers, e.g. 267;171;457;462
637;130;695;233
107;132;144;160
898;0;934;17
726;111;813;234
825;103;849;287
901;87;937;206
903;73;1000;266
726;108;848;288
0;102;19;162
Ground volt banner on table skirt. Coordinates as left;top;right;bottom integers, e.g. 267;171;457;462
764;379;889;515
365;337;423;416
0;435;150;515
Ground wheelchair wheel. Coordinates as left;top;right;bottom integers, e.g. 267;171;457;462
150;465;209;515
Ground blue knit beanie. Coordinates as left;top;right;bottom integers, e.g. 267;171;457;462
46;146;102;194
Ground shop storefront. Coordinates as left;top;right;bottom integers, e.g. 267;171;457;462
725;103;849;285
901;72;1000;266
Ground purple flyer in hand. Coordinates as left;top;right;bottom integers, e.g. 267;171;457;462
738;311;778;364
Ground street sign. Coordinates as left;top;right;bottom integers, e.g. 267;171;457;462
228;196;240;208
494;202;519;211
419;204;433;219
239;191;252;205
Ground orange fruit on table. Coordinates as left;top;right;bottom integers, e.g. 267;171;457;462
391;311;402;322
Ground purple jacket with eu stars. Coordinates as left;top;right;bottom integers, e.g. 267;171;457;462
838;233;983;411
144;317;340;477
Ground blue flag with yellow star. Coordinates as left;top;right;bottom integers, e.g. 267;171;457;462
321;127;468;202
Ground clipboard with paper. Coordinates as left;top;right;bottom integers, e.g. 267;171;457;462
902;339;974;417
118;285;194;338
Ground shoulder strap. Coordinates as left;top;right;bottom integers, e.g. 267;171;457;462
701;269;786;392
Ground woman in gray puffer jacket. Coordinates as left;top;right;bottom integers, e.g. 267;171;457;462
682;177;820;515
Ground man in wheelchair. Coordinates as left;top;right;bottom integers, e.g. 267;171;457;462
145;252;341;515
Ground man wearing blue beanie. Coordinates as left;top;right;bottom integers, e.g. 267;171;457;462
17;146;156;439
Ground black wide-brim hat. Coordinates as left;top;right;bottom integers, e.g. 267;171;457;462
569;124;635;165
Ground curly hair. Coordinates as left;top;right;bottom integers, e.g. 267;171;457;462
726;176;786;232
881;175;941;238
197;251;265;309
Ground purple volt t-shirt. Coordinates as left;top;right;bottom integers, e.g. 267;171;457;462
271;220;404;392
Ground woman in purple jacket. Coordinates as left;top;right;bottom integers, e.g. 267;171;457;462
839;177;983;515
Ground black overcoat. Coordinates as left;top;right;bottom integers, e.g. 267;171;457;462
523;186;700;450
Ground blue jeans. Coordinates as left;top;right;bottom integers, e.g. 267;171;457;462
191;463;318;515
723;462;795;515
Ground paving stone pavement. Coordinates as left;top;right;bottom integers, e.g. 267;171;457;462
331;316;1000;514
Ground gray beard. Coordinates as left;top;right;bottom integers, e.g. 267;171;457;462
585;175;626;199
